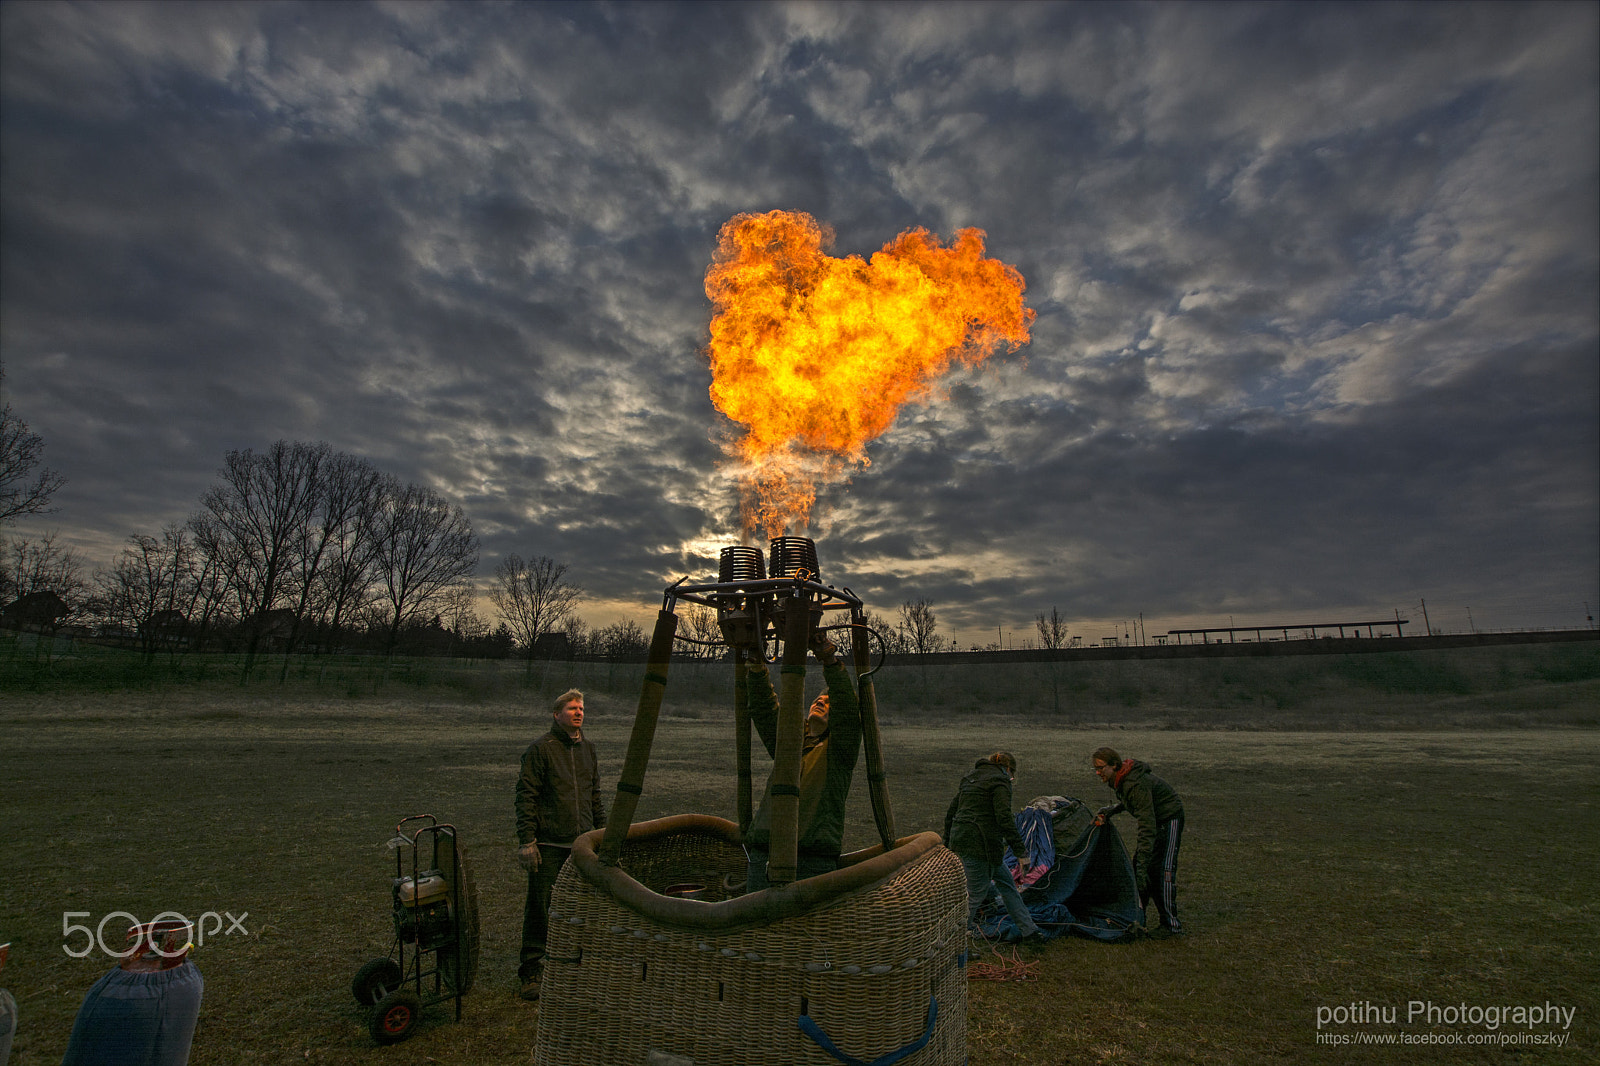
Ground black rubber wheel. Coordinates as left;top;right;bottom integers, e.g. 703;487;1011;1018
351;956;402;1005
370;988;422;1045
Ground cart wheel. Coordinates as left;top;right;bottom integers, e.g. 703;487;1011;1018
351;956;402;1005
370;988;422;1044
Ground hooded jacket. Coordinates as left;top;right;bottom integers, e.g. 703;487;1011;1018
1106;759;1184;884
944;759;1029;865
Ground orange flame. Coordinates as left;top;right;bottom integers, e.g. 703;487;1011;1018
705;210;1034;538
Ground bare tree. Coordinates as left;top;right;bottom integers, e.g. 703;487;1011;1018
277;451;383;677
1036;607;1068;650
593;618;647;659
309;465;390;653
4;532;88;608
372;482;479;656
562;615;590;655
898;596;940;707
860;609;902;656
442;584;488;644
675;603;723;658
185;543;232;653
1036;605;1069;716
0;382;66;525
190;440;329;677
899;597;940;655
488;553;583;673
98;526;198;660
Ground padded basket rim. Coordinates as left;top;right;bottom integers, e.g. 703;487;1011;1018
569;814;947;932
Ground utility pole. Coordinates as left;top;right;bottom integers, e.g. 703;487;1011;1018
1419;598;1432;637
1467;606;1476;634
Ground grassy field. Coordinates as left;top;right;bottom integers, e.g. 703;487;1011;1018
6;637;1599;729
2;645;1597;1064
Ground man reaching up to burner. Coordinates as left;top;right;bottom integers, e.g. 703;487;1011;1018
741;631;862;890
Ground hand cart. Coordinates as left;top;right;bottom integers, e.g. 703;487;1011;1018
349;815;479;1044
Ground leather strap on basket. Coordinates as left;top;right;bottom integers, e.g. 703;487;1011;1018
797;996;938;1066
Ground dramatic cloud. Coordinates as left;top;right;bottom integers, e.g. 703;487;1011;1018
3;1;1595;644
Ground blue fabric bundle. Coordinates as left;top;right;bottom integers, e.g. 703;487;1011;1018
979;809;1144;942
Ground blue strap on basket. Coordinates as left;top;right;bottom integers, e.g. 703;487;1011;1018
798;996;938;1066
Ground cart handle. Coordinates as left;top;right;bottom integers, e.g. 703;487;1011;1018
395;813;439;838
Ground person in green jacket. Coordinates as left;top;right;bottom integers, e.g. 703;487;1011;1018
944;752;1044;943
742;633;862;889
1092;746;1185;936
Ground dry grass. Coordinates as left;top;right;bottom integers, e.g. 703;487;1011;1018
2;648;1597;1064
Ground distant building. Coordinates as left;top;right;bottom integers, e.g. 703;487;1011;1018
1167;619;1408;645
532;632;572;659
0;591;71;634
255;608;299;651
142;609;193;649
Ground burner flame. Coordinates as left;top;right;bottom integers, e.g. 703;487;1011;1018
705;210;1033;538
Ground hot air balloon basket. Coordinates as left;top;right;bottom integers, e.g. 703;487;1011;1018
532;814;968;1066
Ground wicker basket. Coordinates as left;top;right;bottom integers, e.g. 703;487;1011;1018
533;815;967;1066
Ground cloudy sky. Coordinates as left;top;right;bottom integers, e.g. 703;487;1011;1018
2;1;1595;646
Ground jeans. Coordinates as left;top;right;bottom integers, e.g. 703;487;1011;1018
959;854;1040;938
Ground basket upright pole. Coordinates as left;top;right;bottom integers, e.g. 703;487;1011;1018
597;608;679;867
854;609;897;850
733;647;753;835
766;590;810;886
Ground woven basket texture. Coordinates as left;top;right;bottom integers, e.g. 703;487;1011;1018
533;822;968;1065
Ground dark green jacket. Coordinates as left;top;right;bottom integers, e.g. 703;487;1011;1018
516;726;607;848
943;760;1029;865
745;660;861;857
1106;759;1184;884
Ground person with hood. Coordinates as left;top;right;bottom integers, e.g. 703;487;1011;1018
515;689;607;1000
1092;746;1185;937
741;632;863;890
943;752;1045;943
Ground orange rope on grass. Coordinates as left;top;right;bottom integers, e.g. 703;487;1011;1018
966;939;1040;982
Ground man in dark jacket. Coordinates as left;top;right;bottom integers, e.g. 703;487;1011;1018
944;752;1044;942
515;689;607;999
1092;746;1185;936
742;634;862;889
